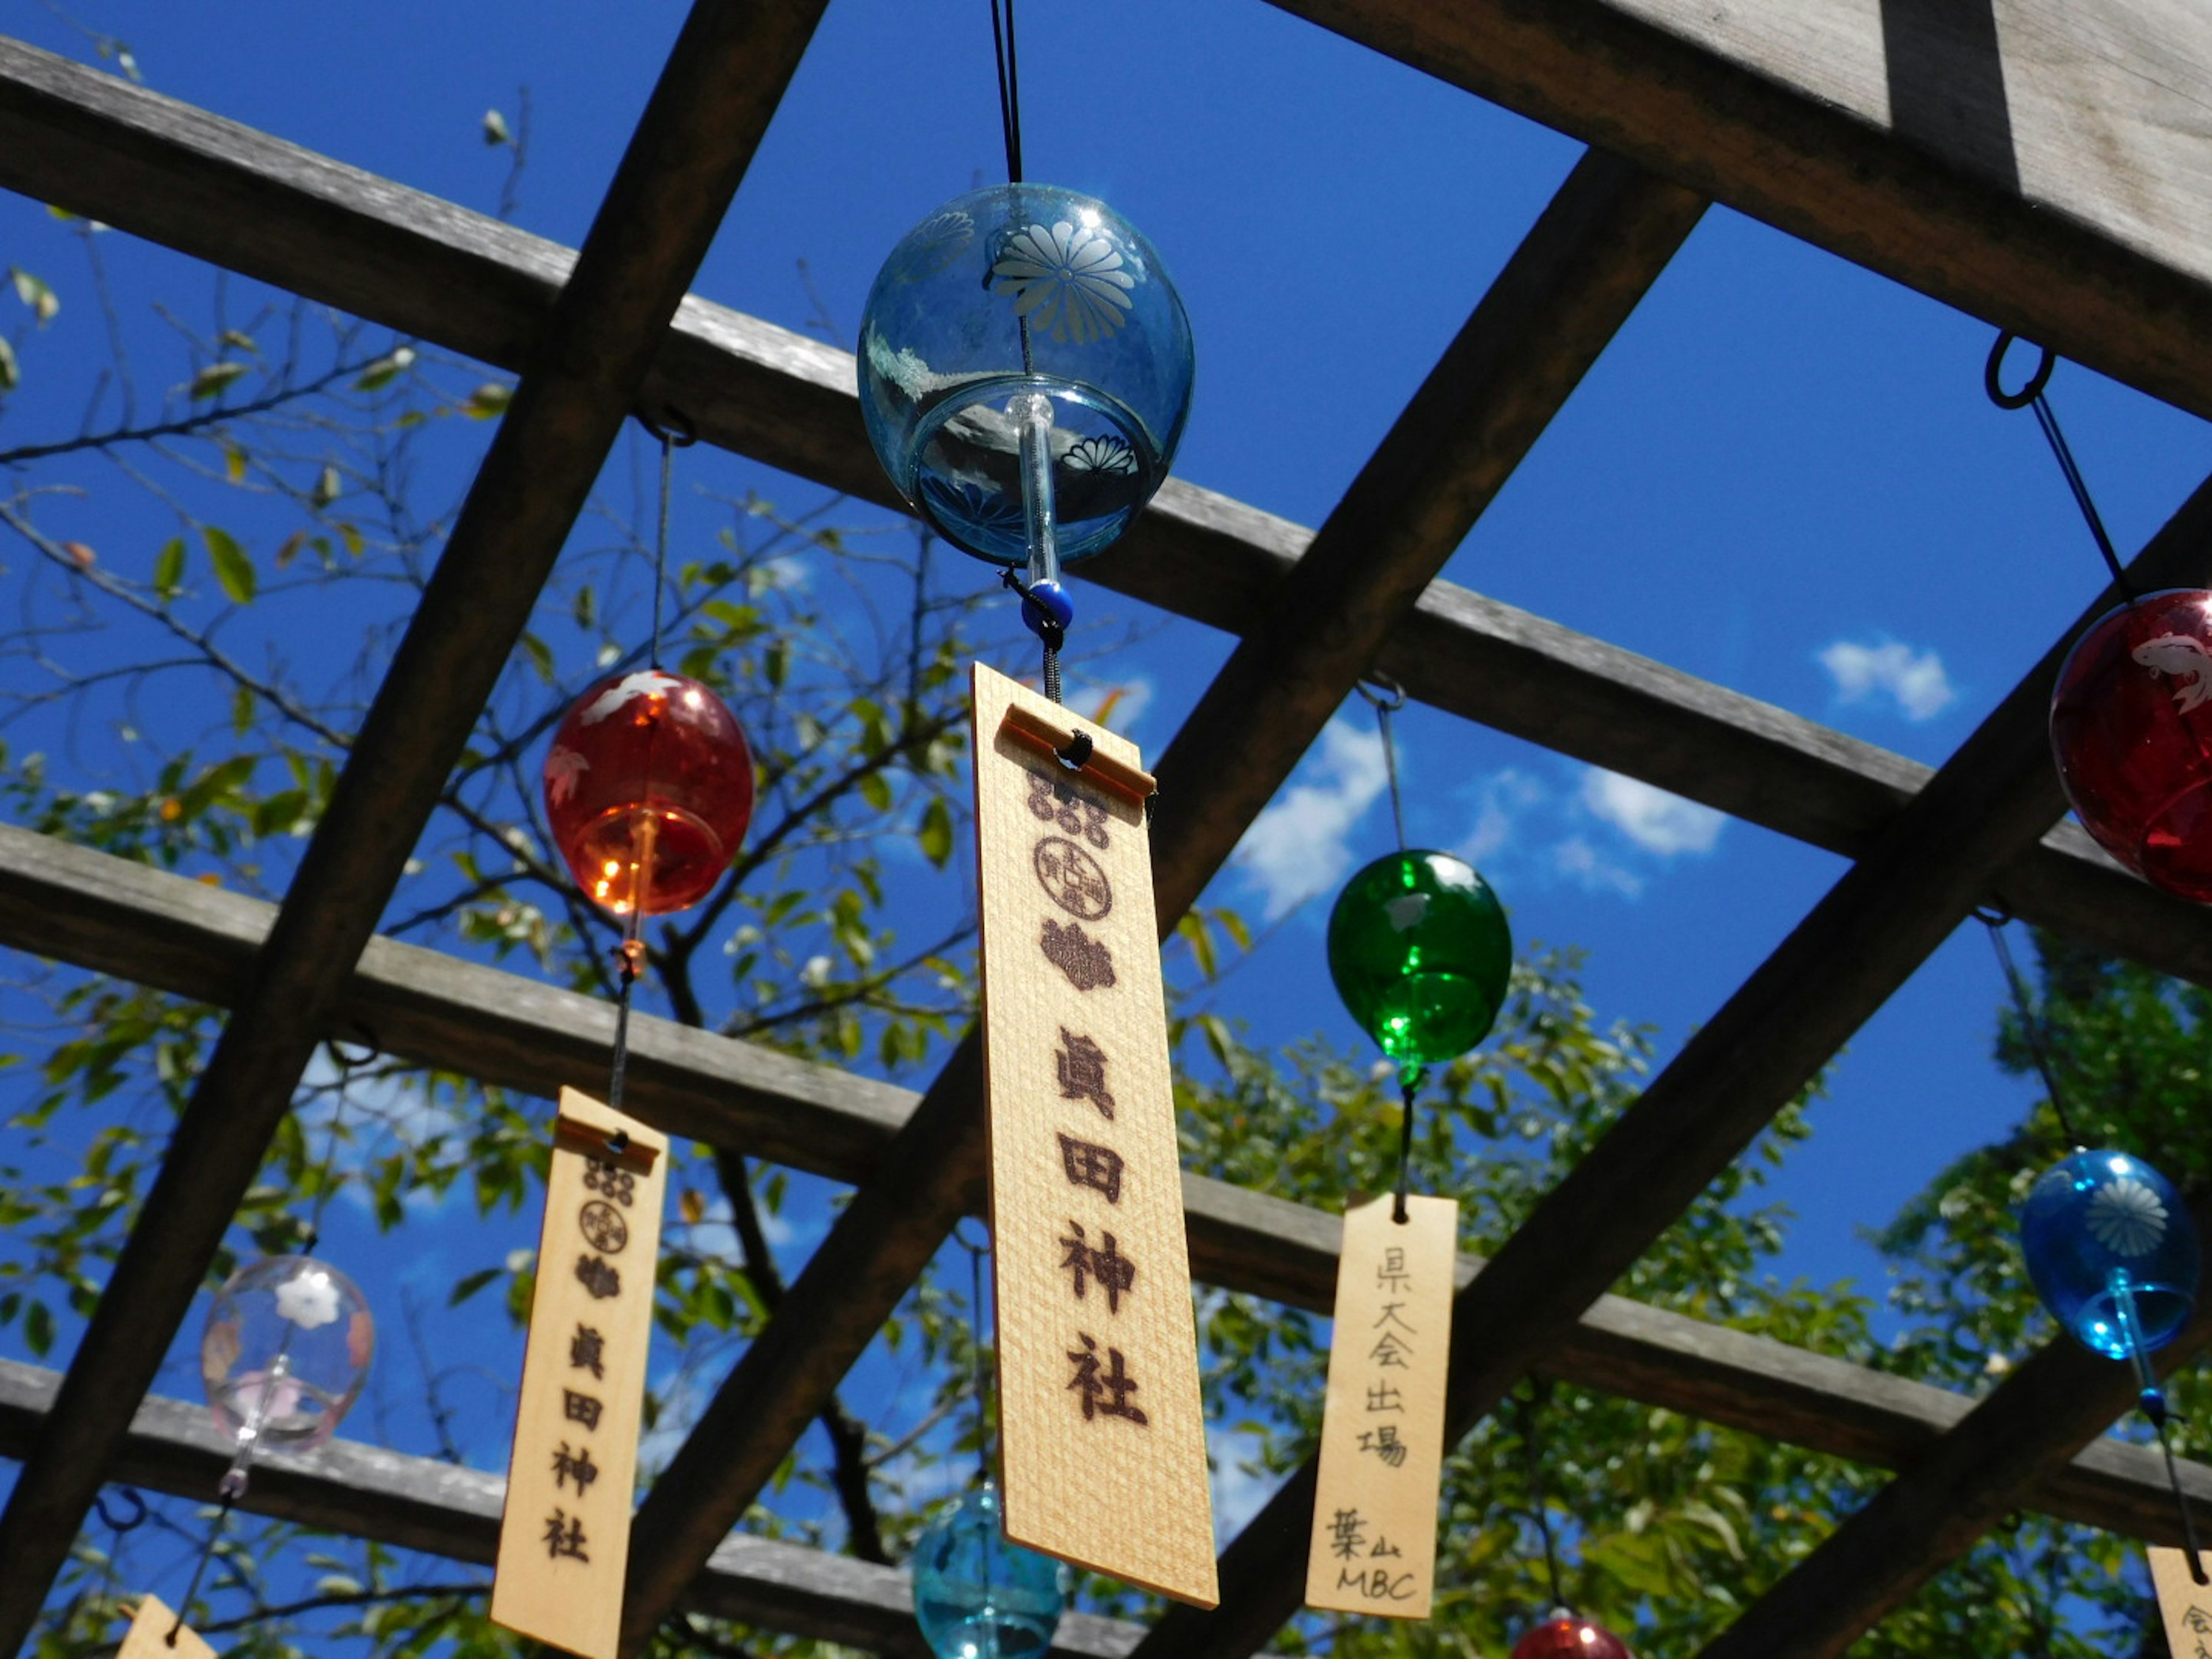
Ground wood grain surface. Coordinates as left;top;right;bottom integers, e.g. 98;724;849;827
491;1091;668;1659
974;663;1216;1608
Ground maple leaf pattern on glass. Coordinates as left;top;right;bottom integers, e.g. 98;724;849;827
2087;1176;2168;1256
579;669;688;726
992;221;1137;344
544;745;590;806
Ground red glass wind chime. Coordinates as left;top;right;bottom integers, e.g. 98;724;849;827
543;416;756;1071
1988;334;2207;1584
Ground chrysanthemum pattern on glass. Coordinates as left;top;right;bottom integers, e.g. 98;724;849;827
1066;434;1137;475
991;221;1137;344
895;209;975;282
2087;1176;2168;1256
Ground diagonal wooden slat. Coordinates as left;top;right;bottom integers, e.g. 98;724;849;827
1695;1233;2212;1659
0;1359;1141;1659
6;821;2212;1548
1131;475;2212;1659
1271;0;2212;424
0;2;833;1642
2;37;2210;986
615;150;1706;1649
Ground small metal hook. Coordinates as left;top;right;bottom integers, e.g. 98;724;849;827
1354;673;1407;714
635;406;699;448
325;1022;380;1071
93;1487;148;1533
1984;332;2055;411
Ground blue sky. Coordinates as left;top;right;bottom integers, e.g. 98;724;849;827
6;0;2212;1588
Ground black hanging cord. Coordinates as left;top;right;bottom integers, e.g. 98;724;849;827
957;1221;994;1486
988;0;1024;184
1974;910;2084;1149
1975;908;2207;1580
1517;1381;1569;1614
637;407;695;671
299;1028;376;1254
168;1488;239;1645
1985;333;2131;597
1359;676;1418;1219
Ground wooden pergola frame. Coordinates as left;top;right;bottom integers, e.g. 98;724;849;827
1;3;2211;1654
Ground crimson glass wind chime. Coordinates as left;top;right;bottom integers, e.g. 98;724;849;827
1508;1384;1635;1659
1984;334;2207;1581
542;417;755;1105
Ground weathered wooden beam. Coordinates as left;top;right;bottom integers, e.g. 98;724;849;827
0;1359;1141;1659
0;2;832;1643
1131;472;2212;1659
618;144;1705;1647
3;822;2209;1547
1695;1203;2212;1659
1;37;2208;983
1271;0;2212;425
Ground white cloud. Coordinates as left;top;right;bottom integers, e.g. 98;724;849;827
1817;638;1955;722
1233;721;1388;919
1579;769;1725;857
1550;834;1644;898
1458;768;1545;865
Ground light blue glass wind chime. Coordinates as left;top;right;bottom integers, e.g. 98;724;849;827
857;0;1192;709
909;1229;1070;1659
1982;331;2205;1582
857;3;1192;1651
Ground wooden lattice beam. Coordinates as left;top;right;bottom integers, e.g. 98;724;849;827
1131;475;2212;1659
2;821;2210;1550
613;146;1703;1647
0;1;832;1641
1695;1211;2212;1659
1;36;2207;984
1277;0;2212;423
0;1359;1139;1659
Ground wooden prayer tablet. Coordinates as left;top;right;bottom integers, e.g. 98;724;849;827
118;1594;216;1659
971;661;1218;1609
1305;1192;1460;1618
2150;1545;2212;1659
489;1088;669;1659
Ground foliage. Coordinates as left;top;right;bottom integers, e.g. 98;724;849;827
0;54;2199;1659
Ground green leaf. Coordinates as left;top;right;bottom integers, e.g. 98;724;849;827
0;336;18;392
189;360;248;400
23;1300;52;1358
919;797;954;868
8;267;57;326
231;684;254;738
461;381;512;419
482;108;511;146
151;536;184;598
220;440;247;484
859;771;893;812
200;524;255;604
449;1266;502;1306
311;463;342;509
353;345;416;392
520;632;555;685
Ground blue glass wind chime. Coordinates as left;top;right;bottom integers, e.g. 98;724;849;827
1983;332;2206;1582
855;3;1191;1651
856;0;1192;710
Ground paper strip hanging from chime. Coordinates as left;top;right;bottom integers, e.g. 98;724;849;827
970;660;1217;1608
1305;1191;1459;1616
490;1088;668;1659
